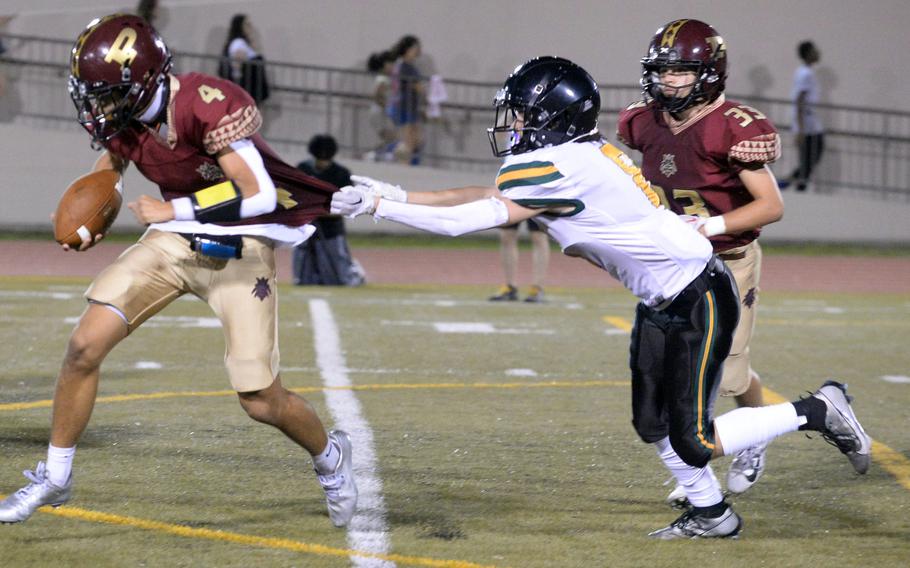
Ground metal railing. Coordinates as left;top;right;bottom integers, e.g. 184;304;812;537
2;33;909;200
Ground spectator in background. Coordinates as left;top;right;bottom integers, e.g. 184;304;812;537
489;220;549;303
388;35;425;165
293;135;366;286
0;14;15;100
135;0;159;26
365;50;398;161
780;41;824;191
218;14;270;104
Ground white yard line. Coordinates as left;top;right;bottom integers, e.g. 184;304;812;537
309;299;394;568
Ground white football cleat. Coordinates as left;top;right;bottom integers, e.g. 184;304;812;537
0;462;72;524
316;430;358;527
726;443;767;494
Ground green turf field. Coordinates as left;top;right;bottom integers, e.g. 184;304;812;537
1;278;908;567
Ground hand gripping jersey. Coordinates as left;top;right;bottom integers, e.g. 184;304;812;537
103;73;336;229
496;140;712;307
617;95;780;252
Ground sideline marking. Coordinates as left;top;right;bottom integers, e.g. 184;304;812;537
0;501;501;568
310;298;392;567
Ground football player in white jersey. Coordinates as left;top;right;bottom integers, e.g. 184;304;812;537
332;57;870;539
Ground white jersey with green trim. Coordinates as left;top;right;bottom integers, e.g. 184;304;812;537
496;140;712;307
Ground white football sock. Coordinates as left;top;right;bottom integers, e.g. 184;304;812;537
654;436;723;507
312;437;341;475
46;444;76;487
713;403;802;456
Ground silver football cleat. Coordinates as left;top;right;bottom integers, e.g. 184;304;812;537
316;430;358;527
649;505;743;540
812;381;872;474
727;443;767;494
0;462;72;524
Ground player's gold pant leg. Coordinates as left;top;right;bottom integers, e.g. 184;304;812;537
84;229;187;331
718;240;762;397
202;236;280;393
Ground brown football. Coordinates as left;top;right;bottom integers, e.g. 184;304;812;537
54;170;123;248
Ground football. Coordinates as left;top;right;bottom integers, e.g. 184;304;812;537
54;170;123;248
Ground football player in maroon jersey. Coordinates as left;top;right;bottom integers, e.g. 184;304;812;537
618;19;784;504
0;14;357;526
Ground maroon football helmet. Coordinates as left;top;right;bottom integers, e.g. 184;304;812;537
640;19;727;112
68;14;172;145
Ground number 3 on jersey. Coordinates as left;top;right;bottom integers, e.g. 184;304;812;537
197;84;225;104
651;185;710;217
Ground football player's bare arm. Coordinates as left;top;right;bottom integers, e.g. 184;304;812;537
715;165;784;235
406;186;501;206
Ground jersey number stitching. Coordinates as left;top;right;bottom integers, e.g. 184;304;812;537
600;142;661;208
197;85;226;104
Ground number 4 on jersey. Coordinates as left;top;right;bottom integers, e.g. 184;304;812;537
197;85;225;104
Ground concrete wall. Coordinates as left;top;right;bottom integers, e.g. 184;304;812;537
4;0;910;112
2;122;908;244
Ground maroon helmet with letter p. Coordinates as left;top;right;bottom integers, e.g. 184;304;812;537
68;14;172;145
640;19;727;113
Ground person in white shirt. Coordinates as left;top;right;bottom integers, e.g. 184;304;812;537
218;14;269;104
782;41;824;191
331;56;871;539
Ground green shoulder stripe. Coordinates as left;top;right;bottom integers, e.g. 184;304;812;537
511;198;585;217
496;161;564;190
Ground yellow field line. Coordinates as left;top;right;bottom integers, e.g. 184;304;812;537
602;316;633;332
0;501;502;568
0;380;630;412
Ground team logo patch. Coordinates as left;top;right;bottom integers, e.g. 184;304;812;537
196;162;225;182
659;153;677;177
252;277;271;301
743;287;757;309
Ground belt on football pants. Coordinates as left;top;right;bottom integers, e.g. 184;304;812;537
718;250;747;261
665;256;729;312
178;233;244;259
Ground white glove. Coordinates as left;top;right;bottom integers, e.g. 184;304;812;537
350;175;408;202
331;186;376;218
679;214;708;231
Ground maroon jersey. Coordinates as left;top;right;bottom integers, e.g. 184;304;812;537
617;96;780;251
103;72;335;227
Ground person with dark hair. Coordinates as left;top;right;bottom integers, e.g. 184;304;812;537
218;14;269;104
0;14;356;527
135;0;159;25
780;41;824;191
333;55;870;540
618;18;785;507
366;50;397;161
387;35;425;165
293;135;366;286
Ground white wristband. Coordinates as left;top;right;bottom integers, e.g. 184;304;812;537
703;215;727;237
171;197;195;221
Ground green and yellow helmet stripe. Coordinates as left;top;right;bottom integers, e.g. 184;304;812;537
496;161;564;190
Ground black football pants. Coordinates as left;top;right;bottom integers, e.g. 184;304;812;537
630;257;740;468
